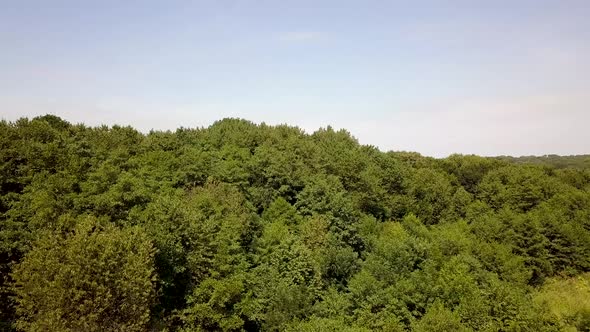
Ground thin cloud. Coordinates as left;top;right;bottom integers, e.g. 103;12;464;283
278;31;324;42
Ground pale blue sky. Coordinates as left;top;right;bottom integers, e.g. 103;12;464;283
1;0;589;156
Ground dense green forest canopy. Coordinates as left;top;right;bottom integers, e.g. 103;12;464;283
1;115;589;331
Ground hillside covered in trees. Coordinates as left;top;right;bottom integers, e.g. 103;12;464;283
1;115;589;331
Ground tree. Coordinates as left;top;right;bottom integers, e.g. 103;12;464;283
413;302;471;332
2;115;590;331
11;216;156;332
175;182;258;331
405;168;455;225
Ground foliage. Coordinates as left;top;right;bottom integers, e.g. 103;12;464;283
0;115;589;331
534;273;590;331
10;216;155;332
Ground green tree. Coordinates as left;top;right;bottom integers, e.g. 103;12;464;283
413;302;471;332
11;217;156;332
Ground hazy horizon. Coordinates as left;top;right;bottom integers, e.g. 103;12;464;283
2;0;589;157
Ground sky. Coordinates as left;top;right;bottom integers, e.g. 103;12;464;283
1;0;589;157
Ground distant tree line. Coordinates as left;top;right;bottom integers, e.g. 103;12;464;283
496;155;590;170
1;115;589;331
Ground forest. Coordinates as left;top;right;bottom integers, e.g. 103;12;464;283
1;114;589;331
